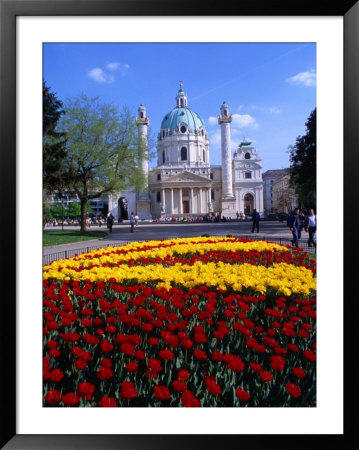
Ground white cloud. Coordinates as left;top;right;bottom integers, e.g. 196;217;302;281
209;130;246;153
251;105;280;115
269;106;281;115
209;131;221;149
106;62;121;71
207;116;218;125
88;62;130;83
88;68;114;84
207;112;258;157
286;69;316;87
232;114;258;129
106;62;130;76
207;113;258;129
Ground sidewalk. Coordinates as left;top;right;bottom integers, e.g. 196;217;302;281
43;222;314;265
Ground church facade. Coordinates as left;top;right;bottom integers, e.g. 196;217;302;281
108;84;264;220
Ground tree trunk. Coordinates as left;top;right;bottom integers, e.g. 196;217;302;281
61;199;64;231
80;198;88;231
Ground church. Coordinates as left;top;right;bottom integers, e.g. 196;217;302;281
108;83;264;220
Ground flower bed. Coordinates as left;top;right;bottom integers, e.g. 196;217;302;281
43;237;316;407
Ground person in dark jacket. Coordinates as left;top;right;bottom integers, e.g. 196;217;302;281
107;213;114;233
251;209;260;232
130;212;135;233
289;207;301;247
304;209;316;248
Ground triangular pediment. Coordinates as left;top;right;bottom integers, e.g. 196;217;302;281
162;171;210;183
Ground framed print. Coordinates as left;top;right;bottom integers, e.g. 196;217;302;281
1;0;358;448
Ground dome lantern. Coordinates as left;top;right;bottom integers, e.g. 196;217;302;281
176;80;188;108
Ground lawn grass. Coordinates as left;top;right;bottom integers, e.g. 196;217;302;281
43;230;108;247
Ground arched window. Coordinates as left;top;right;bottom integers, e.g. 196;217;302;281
245;152;251;159
245;172;252;179
156;192;161;203
162;151;165;164
180;125;187;133
140;112;144;118
181;147;187;161
244;193;254;215
203;149;205;162
118;197;128;221
211;190;215;200
162;130;165;138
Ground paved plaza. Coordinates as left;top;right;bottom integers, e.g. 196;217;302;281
43;220;312;264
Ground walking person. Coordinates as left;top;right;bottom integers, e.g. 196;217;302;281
251;209;260;232
130;212;135;233
107;213;114;233
304;209;317;249
289;207;302;247
134;214;139;226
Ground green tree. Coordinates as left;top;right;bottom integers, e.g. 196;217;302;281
67;201;92;219
43;81;68;193
60;94;149;231
45;204;63;220
288;108;316;210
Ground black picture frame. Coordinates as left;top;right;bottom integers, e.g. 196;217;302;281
1;0;357;448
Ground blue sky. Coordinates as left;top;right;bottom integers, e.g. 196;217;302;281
43;43;316;171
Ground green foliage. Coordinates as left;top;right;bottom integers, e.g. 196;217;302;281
288;108;316;210
59;94;150;230
66;201;92;218
44;201;92;220
44;205;62;220
43;81;69;194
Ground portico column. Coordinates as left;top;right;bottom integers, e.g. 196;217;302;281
179;188;183;214
199;188;202;213
170;189;174;215
207;188;210;212
190;188;194;214
162;189;166;213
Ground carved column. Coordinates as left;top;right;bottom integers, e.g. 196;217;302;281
190;188;194;214
170;188;174;215
179;188;183;214
161;189;166;214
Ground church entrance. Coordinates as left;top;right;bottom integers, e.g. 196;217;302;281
118;197;128;221
182;200;189;214
244;193;254;216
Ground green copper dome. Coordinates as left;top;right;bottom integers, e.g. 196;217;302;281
161;107;205;133
239;137;252;147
